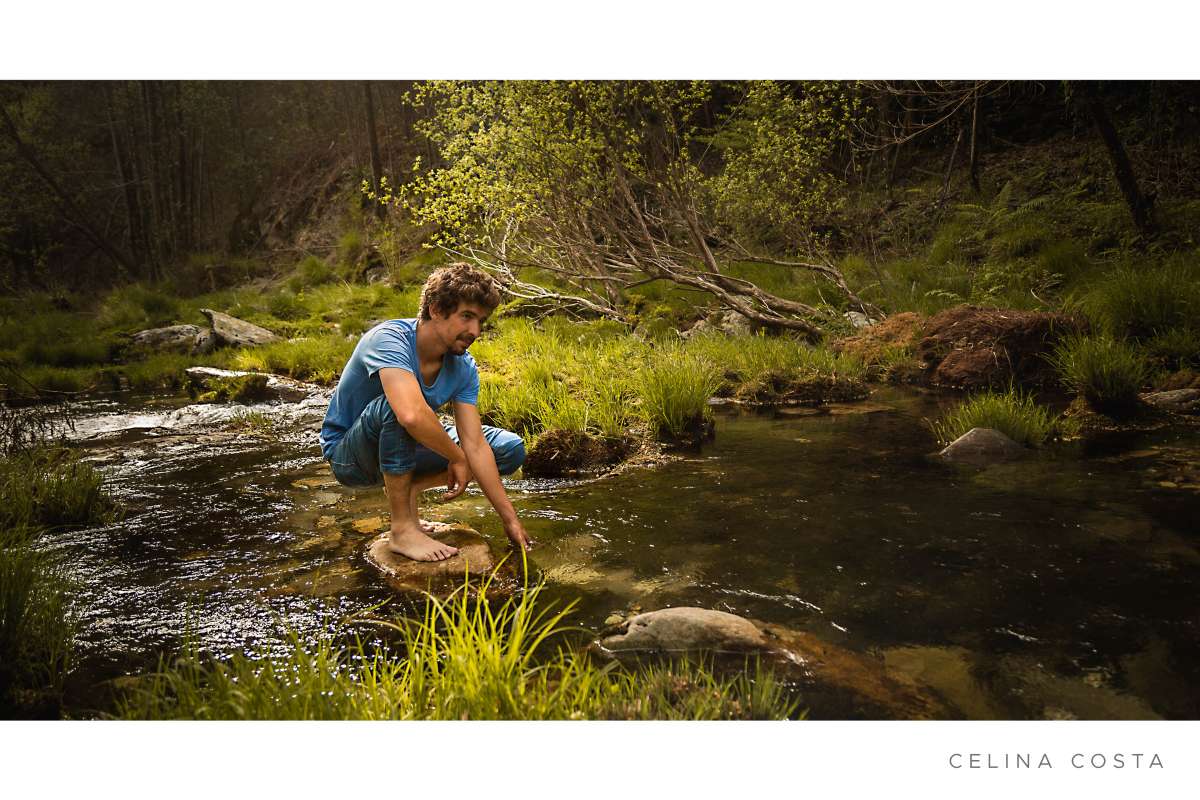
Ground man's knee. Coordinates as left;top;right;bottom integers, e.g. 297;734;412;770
494;433;526;476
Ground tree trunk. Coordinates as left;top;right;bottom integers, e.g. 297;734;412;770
941;124;964;200
968;86;981;192
1079;81;1155;236
175;81;192;253
0;103;137;278
363;81;384;220
104;83;145;272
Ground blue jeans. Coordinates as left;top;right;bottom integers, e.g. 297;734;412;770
326;394;525;488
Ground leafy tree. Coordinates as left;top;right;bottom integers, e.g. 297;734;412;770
391;80;874;334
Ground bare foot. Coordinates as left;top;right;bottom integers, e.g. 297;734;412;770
387;523;459;562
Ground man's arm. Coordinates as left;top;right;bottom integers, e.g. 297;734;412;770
379;367;471;499
453;401;532;551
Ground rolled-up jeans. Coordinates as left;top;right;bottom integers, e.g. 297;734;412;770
326;394;526;488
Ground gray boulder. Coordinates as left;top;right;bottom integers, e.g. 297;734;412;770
682;309;755;339
199;308;279;348
844;310;877;329
597;607;771;656
1140;388;1200;414
938;427;1026;465
129;324;214;355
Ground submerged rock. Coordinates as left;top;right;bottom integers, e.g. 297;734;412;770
595;607;950;719
918;305;1084;391
1141;388;1200;415
199;308;280;348
185;366;318;403
365;527;514;597
938;427;1026;465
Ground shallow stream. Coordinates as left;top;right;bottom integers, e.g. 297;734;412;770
56;387;1200;719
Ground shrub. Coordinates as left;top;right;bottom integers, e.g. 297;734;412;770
266;291;309;322
1036;240;1090;285
115;577;799;720
97;284;180;330
1049;334;1149;416
1144;328;1200;371
287;256;336;293
337;230;364;269
928;387;1058;447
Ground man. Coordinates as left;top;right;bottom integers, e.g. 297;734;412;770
319;263;531;562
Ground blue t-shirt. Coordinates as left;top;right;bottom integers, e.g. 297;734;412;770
319;318;480;459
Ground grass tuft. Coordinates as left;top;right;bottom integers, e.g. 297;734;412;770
636;347;721;439
1048;334;1149;416
0;448;115;530
928;387;1058;447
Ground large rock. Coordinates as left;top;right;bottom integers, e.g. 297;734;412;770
595;607;950;719
199;308;280;348
129;324;215;355
938;427;1026;465
918;305;1084;391
365;527;514;597
598;607;772;655
1140;388;1200;415
184;366;318;403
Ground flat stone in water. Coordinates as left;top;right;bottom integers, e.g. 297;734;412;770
824;402;895;416
293;477;340;490
365;528;505;596
311;491;341;507
777;406;827;418
352;516;387;534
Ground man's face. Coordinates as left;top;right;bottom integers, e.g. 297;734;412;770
430;302;490;355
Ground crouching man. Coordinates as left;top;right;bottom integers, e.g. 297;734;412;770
319;263;531;561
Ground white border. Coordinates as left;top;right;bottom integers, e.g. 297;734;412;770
2;1;1199;78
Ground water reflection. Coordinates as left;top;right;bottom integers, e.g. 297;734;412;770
58;387;1200;719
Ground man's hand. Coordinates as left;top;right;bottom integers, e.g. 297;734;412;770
444;458;472;500
504;518;534;552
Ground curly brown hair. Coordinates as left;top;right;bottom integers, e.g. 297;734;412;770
418;263;502;320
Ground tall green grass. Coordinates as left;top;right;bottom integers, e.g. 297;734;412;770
0;449;114;530
230;334;356;385
1049;334;1149;415
636;348;721;439
116;577;799;720
928;387;1058;447
1078;261;1200;341
0;526;76;713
